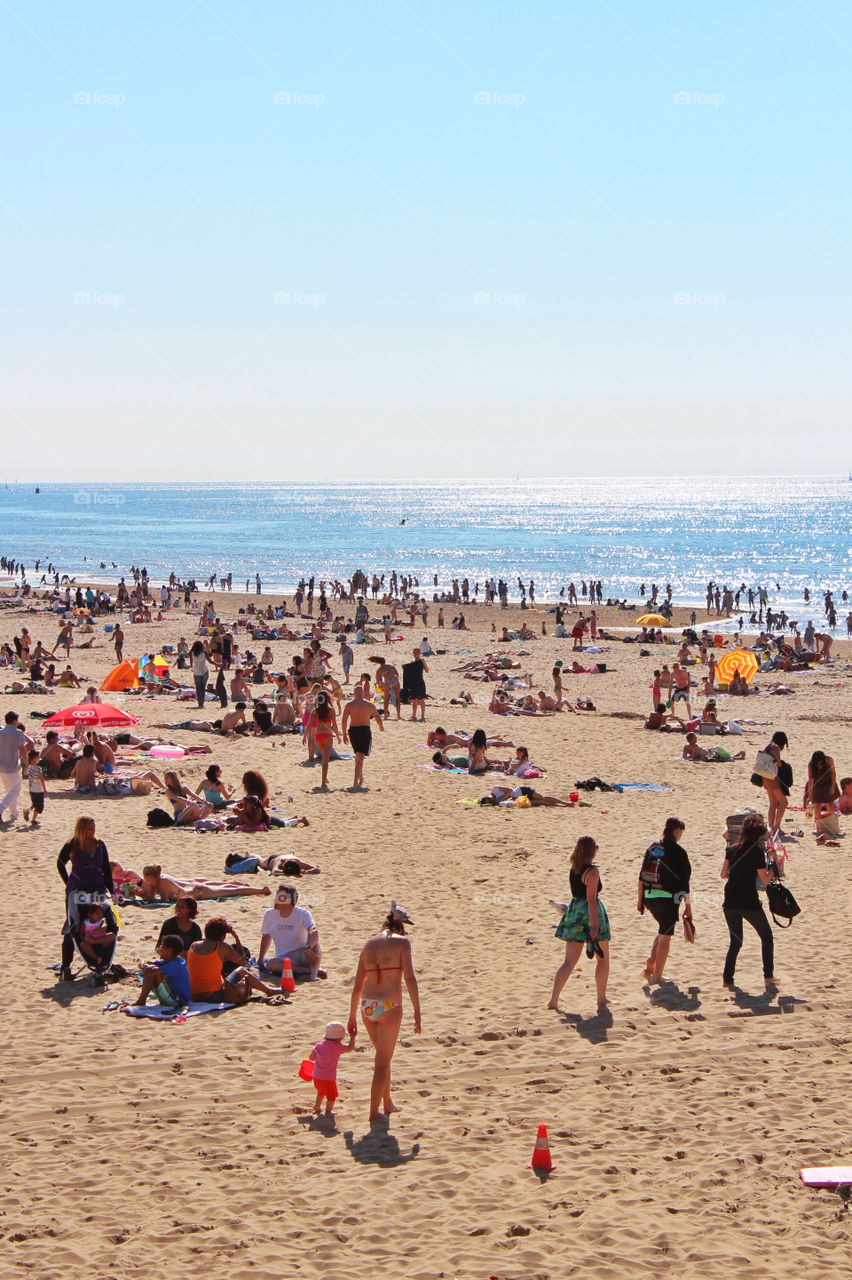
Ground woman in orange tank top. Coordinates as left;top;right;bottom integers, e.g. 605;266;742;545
187;917;278;1003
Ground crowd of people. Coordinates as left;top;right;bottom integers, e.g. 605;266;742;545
1;560;848;1123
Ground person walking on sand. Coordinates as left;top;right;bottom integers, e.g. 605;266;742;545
348;901;421;1122
341;684;383;789
720;814;778;990
307;690;340;790
0;709;29;825
307;1021;355;1116
638;817;694;983
548;836;610;1013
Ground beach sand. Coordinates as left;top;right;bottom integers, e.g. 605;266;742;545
2;590;850;1279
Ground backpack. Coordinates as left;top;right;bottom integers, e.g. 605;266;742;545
639;843;666;888
146;807;174;828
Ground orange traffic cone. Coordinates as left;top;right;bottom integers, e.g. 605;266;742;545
280;958;296;993
529;1123;554;1172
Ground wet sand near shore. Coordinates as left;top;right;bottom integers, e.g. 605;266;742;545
1;587;850;1280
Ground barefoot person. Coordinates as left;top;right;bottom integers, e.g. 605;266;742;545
348;901;421;1122
258;884;326;981
403;649;428;722
138;864;271;901
307;690;340;790
341;684;384;788
637;817;693;983
547;836;610;1012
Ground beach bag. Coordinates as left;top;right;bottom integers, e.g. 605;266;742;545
815;812;841;838
752;750;778;779
146;807;174;828
639;843;666;888
765;878;801;928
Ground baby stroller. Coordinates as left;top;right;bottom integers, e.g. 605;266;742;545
62;889;124;986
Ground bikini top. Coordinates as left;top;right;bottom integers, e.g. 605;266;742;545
363;959;403;980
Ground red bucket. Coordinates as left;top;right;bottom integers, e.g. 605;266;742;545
298;1057;314;1081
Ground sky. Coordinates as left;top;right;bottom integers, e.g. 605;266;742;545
2;0;851;481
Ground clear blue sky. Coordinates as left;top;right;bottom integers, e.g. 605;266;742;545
2;0;850;480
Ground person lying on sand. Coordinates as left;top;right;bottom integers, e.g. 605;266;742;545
138;863;272;901
480;784;573;808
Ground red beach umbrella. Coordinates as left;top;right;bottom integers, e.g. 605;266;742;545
42;703;141;729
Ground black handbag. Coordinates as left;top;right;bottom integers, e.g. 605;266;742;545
766;878;801;928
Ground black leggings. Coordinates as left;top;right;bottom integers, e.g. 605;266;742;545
723;906;774;983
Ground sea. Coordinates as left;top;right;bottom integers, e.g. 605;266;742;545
1;477;850;616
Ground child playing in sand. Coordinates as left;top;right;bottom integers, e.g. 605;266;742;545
308;1021;355;1115
23;750;46;826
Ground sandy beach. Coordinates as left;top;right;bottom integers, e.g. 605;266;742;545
2;589;850;1280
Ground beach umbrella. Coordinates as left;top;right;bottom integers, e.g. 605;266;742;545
636;613;670;627
42;703;141;729
715;647;759;686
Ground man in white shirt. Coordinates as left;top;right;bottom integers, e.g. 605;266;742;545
258;885;325;981
0;710;29;824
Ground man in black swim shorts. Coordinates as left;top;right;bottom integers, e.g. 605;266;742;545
341;685;384;789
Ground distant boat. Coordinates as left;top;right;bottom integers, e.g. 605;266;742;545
35;486;40;494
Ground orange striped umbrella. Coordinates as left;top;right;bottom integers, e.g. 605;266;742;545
715;647;759;685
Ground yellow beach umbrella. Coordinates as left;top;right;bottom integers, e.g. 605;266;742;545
636;613;670;627
715;647;759;685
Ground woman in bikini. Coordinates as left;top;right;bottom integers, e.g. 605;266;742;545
197;764;235;809
138;864;271;902
162;771;214;826
348;901;421;1122
307;690;340;789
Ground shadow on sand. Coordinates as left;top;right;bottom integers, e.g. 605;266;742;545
343;1118;421;1167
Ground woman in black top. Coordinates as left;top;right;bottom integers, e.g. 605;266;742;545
638;817;693;983
156;895;203;951
548;836;610;1012
57;815;115;982
721;813;777;989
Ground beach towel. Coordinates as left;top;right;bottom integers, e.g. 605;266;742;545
614;782;672;793
123;1001;234;1020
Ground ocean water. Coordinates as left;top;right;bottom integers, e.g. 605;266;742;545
1;477;850;611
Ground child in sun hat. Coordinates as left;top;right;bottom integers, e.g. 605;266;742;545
308;1021;355;1115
